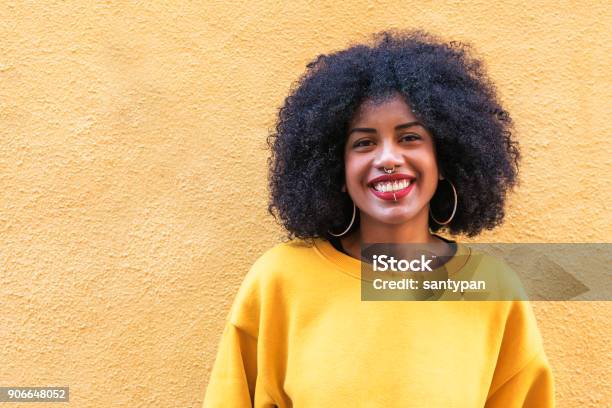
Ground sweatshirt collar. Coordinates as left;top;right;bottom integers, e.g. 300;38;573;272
313;237;471;281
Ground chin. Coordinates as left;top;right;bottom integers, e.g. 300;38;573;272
365;208;420;225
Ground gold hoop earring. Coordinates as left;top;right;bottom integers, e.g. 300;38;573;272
430;179;457;225
328;201;356;237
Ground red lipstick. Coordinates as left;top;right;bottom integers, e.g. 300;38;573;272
368;173;416;185
368;173;416;201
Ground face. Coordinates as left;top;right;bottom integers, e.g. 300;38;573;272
344;93;440;227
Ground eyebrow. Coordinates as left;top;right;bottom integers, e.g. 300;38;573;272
347;121;426;136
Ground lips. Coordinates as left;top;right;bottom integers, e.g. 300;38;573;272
367;173;416;186
367;173;416;201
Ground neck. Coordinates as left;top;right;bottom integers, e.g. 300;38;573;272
341;206;443;258
361;206;438;243
358;219;433;244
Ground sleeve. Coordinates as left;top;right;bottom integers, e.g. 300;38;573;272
484;351;555;407
202;321;258;408
204;246;284;407
484;301;555;407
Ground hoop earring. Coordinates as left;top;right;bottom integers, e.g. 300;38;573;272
328;201;356;237
430;179;458;225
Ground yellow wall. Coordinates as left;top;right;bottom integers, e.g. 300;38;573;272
0;1;610;407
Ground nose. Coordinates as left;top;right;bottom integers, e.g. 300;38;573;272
372;139;404;171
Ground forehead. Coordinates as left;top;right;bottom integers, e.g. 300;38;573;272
349;93;417;126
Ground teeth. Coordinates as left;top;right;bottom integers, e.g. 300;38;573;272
373;179;412;192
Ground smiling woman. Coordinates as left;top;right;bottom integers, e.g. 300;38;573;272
342;95;441;246
203;29;554;407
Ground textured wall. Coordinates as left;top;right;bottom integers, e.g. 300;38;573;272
0;1;610;407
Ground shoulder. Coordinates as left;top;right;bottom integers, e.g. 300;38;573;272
256;239;318;265
226;239;318;334
245;239;318;282
462;245;528;300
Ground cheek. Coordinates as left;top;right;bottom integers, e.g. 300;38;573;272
414;149;439;186
344;155;367;186
424;158;439;179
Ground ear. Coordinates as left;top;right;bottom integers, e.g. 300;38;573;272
341;184;347;192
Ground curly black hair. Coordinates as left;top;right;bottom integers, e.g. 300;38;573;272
266;29;519;242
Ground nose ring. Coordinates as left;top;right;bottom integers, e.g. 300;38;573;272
383;166;396;174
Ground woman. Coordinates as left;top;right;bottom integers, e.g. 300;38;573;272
203;30;554;407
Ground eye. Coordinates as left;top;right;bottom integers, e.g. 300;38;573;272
353;139;374;148
400;134;421;142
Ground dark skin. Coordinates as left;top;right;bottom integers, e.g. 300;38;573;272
339;93;454;261
268;31;520;242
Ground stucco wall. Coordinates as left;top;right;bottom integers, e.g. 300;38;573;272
0;1;610;407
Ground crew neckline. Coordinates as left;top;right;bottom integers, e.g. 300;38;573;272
314;237;472;281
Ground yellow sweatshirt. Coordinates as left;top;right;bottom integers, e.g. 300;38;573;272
203;238;554;407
